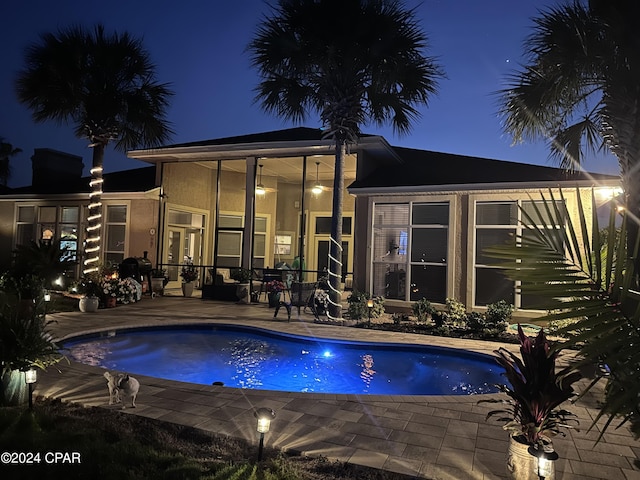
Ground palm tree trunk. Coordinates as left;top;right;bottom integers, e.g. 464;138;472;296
327;140;346;320
84;142;105;274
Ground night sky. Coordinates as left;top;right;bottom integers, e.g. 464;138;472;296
1;0;618;188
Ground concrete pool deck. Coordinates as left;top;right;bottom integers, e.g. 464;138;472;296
35;294;639;479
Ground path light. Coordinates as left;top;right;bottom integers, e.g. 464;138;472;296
528;443;558;480
254;407;276;461
24;368;37;410
367;298;374;326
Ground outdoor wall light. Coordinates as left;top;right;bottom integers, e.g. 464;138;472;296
528;443;558;480
24;368;37;410
254;407;276;461
43;291;51;302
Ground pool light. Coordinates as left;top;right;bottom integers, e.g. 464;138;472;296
323;350;332;358
254;407;276;461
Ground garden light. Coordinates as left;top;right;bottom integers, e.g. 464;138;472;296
24;368;37;410
528;443;558;480
254;407;276;461
367;298;373;325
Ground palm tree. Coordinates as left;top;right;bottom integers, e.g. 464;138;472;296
485;189;640;440
16;24;173;274
248;0;443;319
0;139;22;187
498;0;640;264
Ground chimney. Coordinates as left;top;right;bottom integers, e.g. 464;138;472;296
31;148;84;190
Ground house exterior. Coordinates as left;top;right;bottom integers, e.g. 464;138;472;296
128;127;620;316
0;129;620;317
0;148;160;279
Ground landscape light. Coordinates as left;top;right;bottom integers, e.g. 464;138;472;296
24;368;37;410
367;298;374;325
254;407;276;461
528;443;558;480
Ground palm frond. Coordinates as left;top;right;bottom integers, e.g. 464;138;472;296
485;187;640;440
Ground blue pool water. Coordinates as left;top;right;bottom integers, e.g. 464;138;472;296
63;325;503;395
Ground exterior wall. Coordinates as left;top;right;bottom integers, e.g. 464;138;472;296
0;200;16;270
127;198;160;264
356;185;612;318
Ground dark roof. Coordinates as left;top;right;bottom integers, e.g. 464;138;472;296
166;127;326;148
164;126;375;149
349;146;618;190
7;166;156;195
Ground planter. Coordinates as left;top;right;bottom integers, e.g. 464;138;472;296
182;282;194;297
507;436;555;480
79;296;99;313
236;282;251;304
0;370;28;406
105;297;117;308
151;278;165;295
268;292;281;308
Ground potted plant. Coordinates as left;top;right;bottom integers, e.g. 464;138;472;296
150;268;167;296
0;292;63;406
180;265;198;297
230;268;253;304
77;279;101;313
266;279;285;307
480;324;581;480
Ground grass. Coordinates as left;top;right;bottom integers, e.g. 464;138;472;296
0;399;415;480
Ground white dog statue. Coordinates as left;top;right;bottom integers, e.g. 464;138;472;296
103;371;139;408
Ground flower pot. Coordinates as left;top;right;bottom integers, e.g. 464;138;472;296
236;282;251;304
268;292;281;308
79;296;99;313
507;436;555;480
151;278;164;295
105;297;117;308
0;370;28;406
182;282;194;297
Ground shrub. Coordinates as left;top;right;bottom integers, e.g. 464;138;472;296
346;291;384;321
434;298;468;331
411;298;436;322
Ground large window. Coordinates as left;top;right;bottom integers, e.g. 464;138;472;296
372;202;449;303
216;214;267;268
474;200;565;308
104;205;127;265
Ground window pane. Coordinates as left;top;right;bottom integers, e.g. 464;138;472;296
219;215;243;228
254;234;265;256
372;227;407;260
106;225;126;251
522;201;565;226
39;206;56;223
476;203;517;225
412;203;448;225
106;252;125;265
18;206;35;223
410;264;446;303
411;229;447;263
255;217;267;232
383;267;407;300
218;232;241;255
107;205;127;223
16;224;34;246
520;282;549;310
374;203;409;225
217;257;240;268
475;229;515;264
60;225;78;240
475;268;514;306
315;217;351;235
61;207;79;223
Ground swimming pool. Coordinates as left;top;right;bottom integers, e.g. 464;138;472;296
63;325;503;395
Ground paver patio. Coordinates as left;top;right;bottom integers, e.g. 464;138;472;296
34;293;640;479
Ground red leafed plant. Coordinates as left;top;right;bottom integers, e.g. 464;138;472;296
481;324;581;445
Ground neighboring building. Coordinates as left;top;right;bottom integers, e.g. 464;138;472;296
0;130;620;316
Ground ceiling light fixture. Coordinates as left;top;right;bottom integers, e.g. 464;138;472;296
312;161;323;195
255;164;266;195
